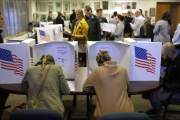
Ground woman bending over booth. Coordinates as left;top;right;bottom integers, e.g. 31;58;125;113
83;51;134;120
20;54;70;117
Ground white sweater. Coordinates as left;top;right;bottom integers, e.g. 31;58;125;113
172;23;180;45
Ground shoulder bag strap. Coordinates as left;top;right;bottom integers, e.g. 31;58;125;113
31;64;53;106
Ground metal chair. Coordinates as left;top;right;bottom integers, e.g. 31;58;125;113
98;112;150;120
162;89;180;120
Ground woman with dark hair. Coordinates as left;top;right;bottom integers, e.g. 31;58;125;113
83;51;134;120
111;14;125;41
21;54;70;118
55;12;65;30
165;11;173;41
153;11;170;44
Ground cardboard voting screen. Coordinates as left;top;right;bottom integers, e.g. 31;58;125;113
21;39;36;66
87;41;130;76
0;44;30;84
37;27;54;44
40;22;50;27
129;42;162;81
45;25;63;41
33;41;79;87
87;40;162;81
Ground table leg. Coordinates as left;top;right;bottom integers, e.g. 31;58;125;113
0;90;9;120
86;95;90;120
73;95;76;108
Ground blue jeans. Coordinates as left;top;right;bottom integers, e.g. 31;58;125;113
150;91;180;112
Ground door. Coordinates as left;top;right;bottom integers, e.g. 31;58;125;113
156;3;170;22
170;3;180;34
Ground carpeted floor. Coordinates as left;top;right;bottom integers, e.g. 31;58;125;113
2;94;180;120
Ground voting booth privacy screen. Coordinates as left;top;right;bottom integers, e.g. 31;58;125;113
33;41;79;86
87;39;162;81
0;44;30;84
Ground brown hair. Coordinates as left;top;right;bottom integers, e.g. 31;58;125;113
58;12;62;17
86;6;92;12
162;11;172;25
76;9;84;17
40;54;55;76
96;8;102;13
96;51;111;64
117;14;124;21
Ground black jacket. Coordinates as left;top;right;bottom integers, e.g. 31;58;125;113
85;15;101;41
30;33;38;44
55;17;65;31
124;17;133;33
47;16;53;22
140;22;154;42
163;50;180;91
70;12;76;23
71;19;78;33
0;29;3;43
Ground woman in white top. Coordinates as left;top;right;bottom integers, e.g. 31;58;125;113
153;12;170;44
172;23;180;50
111;14;125;41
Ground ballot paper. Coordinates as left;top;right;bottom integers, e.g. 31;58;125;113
160;66;167;76
100;23;116;33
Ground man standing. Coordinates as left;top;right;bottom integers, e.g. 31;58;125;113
130;10;144;38
0;12;11;120
47;11;53;22
70;9;76;23
0;12;5;43
146;42;180;116
96;8;108;39
85;6;101;41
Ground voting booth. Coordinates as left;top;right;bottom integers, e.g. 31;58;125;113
45;25;63;41
0;39;36;84
40;22;53;27
33;41;79;91
87;39;162;81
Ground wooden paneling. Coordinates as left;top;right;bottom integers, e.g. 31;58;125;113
170;3;180;34
156;3;170;22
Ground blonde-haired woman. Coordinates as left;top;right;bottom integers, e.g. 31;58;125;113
83;51;134;120
71;9;89;44
21;54;70;117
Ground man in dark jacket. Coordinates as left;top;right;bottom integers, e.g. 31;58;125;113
140;17;154;41
70;9;76;23
47;11;53;22
146;42;180;116
0;12;11;119
96;8;108;39
0;12;5;43
85;6;101;41
55;12;65;31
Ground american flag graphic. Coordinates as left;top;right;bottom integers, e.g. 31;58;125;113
134;46;156;74
0;48;24;76
75;50;78;74
53;30;56;40
29;46;33;66
41;24;44;27
39;30;50;41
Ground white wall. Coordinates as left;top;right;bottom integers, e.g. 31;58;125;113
28;0;180;22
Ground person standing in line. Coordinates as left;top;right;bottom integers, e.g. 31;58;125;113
124;10;133;38
130;10;144;38
172;23;180;50
85;6;101;41
47;11;53;22
70;9;76;23
111;14;125;41
153;12;170;44
96;8;108;39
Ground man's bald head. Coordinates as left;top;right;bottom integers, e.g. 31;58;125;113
162;42;177;60
135;10;141;17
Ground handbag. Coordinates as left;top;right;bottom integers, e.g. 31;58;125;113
9;64;53;115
